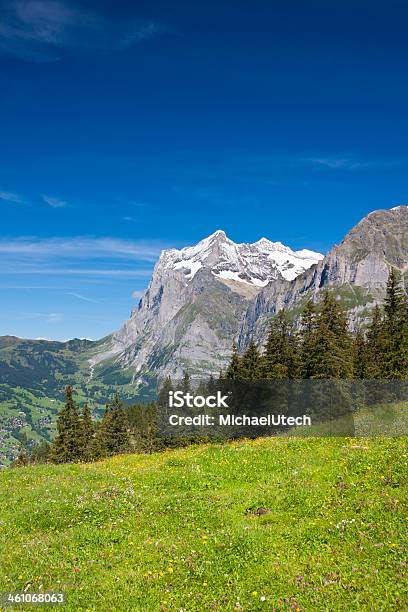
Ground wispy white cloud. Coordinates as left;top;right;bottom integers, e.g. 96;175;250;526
8;267;153;277
19;311;64;324
0;236;169;280
0;190;24;203
0;236;167;260
0;0;165;61
43;194;67;208
65;291;99;303
122;216;138;222
302;156;406;171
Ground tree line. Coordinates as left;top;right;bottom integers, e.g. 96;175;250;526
224;269;408;381
12;385;192;467
12;269;407;466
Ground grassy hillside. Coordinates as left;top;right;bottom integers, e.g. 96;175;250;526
0;436;406;611
0;336;152;465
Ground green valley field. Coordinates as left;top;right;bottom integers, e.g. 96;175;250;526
0;436;407;611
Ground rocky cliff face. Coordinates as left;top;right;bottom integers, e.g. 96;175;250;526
91;206;408;381
237;206;408;348
91;230;322;380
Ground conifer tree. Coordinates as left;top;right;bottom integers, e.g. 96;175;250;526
180;371;192;393
51;386;83;463
240;340;262;380
365;306;385;378
298;293;352;379
298;299;318;378
157;376;174;408
96;393;131;457
382;268;408;378
352;329;368;379
80;404;95;461
12;443;30;467
225;342;242;380
317;292;353;378
262;309;298;378
30;440;51;464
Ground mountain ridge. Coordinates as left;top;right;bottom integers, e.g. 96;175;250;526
1;205;408;464
91;231;323;380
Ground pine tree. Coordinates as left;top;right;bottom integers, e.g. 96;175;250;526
365;306;385;378
299;299;318;378
12;443;30;467
51;386;83;463
180;371;192;393
157;376;174;408
96;394;131;457
80;404;95;461
353;329;368;379
298;293;353;379
240;341;262;380
382;268;408;378
262;309;298;378
30;440;51;464
225;342;242;380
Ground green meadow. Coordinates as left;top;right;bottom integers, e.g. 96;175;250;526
0;436;407;611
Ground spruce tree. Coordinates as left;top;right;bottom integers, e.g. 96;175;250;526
51;386;83;463
382;268;408;379
30;440;51;464
157;376;174;408
240;341;262;380
365;306;385;378
262;309;298;378
306;320;347;379
299;293;352;379
180;371;192;393
225;342;242;380
317;292;353;378
80;404;95;461
12;443;30;467
299;299;318;378
97;394;131;457
353;329;368;379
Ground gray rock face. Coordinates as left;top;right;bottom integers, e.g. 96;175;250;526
91;206;408;380
91;230;322;380
238;206;408;348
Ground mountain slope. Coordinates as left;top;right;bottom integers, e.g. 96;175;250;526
90;231;322;381
238;206;408;348
1;205;408;463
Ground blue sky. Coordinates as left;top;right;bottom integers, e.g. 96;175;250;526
1;0;407;340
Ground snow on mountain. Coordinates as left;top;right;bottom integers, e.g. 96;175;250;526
91;229;324;379
160;230;323;285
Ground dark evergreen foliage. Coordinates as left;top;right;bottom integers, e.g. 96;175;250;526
381;268;408;379
96;393;131;457
240;341;262;380
225;342;242;380
30;440;51;464
80;404;95;461
262;309;298;378
353;329;367;379
51;386;83;463
223;270;407;383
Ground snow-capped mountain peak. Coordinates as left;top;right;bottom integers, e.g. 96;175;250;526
159;231;323;285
